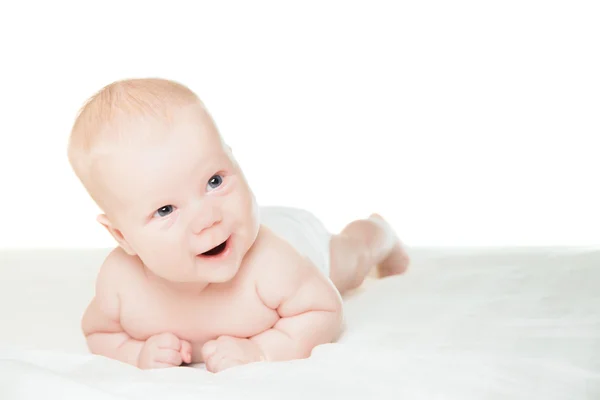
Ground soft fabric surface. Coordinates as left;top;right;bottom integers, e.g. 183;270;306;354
1;247;599;399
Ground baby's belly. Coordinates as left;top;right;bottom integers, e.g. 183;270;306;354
120;290;280;363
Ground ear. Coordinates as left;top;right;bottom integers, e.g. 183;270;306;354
97;214;136;256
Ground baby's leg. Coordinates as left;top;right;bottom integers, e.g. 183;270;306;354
329;214;409;294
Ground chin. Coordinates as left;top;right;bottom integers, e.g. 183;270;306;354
201;263;241;283
194;258;242;284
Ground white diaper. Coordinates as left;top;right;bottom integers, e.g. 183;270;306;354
258;206;332;276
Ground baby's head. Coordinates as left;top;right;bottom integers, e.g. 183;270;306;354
68;78;260;284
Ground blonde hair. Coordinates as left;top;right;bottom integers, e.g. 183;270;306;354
67;77;202;208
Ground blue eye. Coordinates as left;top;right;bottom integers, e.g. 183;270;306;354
207;174;223;190
154;205;174;217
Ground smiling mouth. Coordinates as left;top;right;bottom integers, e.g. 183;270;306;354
199;239;229;257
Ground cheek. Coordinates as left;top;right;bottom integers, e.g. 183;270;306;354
233;180;255;208
226;187;256;221
135;227;187;261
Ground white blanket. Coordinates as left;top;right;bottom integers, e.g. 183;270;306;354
1;247;599;399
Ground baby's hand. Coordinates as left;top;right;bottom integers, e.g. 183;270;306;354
137;332;192;369
201;336;265;373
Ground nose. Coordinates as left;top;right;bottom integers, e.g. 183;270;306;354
190;204;222;235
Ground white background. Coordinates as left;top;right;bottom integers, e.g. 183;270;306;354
0;0;598;249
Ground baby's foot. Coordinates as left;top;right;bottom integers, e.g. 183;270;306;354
368;213;410;278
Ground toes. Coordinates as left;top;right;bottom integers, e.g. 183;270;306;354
377;244;410;277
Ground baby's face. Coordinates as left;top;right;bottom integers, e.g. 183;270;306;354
97;106;260;283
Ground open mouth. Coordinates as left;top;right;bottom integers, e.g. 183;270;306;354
199;239;229;257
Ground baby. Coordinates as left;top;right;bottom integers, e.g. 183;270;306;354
68;78;409;373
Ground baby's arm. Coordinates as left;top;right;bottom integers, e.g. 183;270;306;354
250;245;344;362
81;249;191;368
201;241;343;372
81;249;145;366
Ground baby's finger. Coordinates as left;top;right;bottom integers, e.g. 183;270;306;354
216;357;242;373
202;340;218;360
180;340;192;364
155;333;180;350
151;361;180;369
156;349;182;366
205;352;224;373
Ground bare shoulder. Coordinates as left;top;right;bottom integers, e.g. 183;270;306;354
250;226;342;316
81;247;145;335
95;247;145;295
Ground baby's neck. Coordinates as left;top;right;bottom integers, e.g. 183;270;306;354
142;266;209;295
